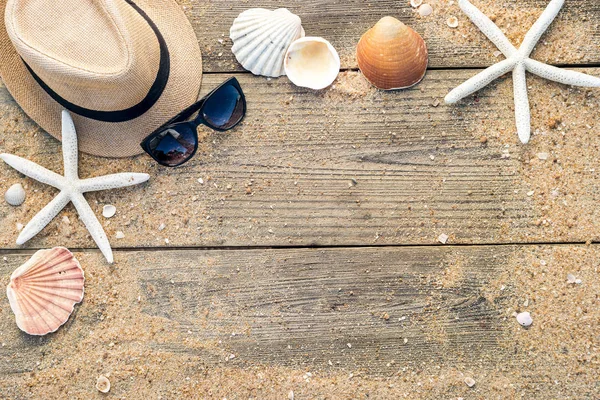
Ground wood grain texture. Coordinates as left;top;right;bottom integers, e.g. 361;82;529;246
1;245;597;398
0;2;599;398
183;0;600;71
2;69;600;249
0;245;511;378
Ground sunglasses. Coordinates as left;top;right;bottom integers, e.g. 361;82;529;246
141;77;246;167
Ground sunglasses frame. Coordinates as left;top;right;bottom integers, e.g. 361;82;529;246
140;77;246;167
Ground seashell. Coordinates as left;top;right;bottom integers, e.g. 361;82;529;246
356;16;428;90
418;4;433;17
6;247;84;336
516;311;533;327
230;8;305;77
102;204;116;218
5;183;25;206
447;16;459;28
96;375;111;393
284;37;340;90
410;0;423;8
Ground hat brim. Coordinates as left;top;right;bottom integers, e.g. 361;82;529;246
0;0;202;158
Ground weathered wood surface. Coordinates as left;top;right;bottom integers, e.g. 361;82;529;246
2;69;600;249
0;1;599;398
0;246;506;376
0;245;597;398
184;0;600;71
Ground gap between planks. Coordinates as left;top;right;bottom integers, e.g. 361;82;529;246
200;62;600;76
0;241;596;256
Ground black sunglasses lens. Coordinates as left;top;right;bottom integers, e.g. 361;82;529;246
202;83;244;130
146;123;197;167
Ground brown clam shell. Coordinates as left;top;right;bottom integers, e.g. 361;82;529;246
356;16;428;90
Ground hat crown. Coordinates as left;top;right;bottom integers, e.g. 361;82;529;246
5;0;160;112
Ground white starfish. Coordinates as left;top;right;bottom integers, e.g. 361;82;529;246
446;0;600;143
1;110;149;263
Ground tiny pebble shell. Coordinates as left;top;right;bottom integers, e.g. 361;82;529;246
116;231;125;239
464;377;476;387
567;273;576;283
102;205;116;218
410;0;423;7
438;233;449;244
96;375;110;393
516;311;533;327
446;16;458;28
5;183;26;206
418;4;433;16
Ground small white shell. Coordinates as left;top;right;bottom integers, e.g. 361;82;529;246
437;233;449;244
418;4;433;17
96;375;110;393
230;8;305;77
410;0;423;7
102;205;116;218
284;37;340;90
516;311;533;327
446;16;459;28
5;183;25;206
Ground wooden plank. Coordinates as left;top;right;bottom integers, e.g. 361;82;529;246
1;244;598;398
2;69;600;249
0;246;510;394
184;0;600;71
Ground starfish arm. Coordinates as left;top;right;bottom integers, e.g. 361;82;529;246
457;0;517;57
61;110;79;180
513;64;531;144
16;191;71;245
78;173;150;193
520;0;565;57
71;192;113;263
525;59;600;87
445;58;516;104
0;153;65;189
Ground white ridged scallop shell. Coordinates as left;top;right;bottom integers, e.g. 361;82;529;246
5;183;25;206
230;8;305;77
6;247;84;336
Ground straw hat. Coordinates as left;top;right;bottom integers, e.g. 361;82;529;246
0;0;202;157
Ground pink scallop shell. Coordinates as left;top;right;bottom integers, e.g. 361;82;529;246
6;247;84;335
